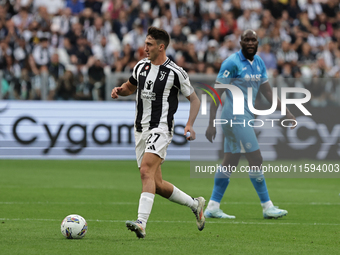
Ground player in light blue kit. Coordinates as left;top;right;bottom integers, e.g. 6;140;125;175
204;29;296;219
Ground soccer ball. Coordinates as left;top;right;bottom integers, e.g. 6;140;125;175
61;214;88;239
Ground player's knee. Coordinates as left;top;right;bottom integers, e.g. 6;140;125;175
249;155;263;167
139;165;153;181
223;153;241;166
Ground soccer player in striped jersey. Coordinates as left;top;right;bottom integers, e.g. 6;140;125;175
111;26;205;239
204;29;296;220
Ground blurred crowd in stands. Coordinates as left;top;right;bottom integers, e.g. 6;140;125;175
0;0;340;106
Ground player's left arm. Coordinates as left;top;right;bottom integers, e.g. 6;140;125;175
185;91;200;141
260;81;296;129
178;70;201;141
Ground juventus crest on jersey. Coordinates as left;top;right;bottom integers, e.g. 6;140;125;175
128;58;194;133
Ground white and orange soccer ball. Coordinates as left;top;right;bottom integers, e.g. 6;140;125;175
61;214;88;239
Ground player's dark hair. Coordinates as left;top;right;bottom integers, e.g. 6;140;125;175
147;26;170;50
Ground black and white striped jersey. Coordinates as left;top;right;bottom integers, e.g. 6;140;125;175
128;57;194;133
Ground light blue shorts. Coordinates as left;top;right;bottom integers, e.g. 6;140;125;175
221;117;259;154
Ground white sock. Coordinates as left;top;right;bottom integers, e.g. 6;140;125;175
207;200;220;210
261;200;273;211
137;192;155;228
168;186;198;211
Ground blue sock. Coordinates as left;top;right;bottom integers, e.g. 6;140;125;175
210;166;231;203
249;171;270;203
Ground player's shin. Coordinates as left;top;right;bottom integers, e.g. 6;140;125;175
137;192;155;228
207;166;231;210
168;185;198;210
248;170;272;209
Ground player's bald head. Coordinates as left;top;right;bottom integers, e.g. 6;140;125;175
241;29;257;41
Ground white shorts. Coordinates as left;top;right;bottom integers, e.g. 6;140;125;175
134;127;173;168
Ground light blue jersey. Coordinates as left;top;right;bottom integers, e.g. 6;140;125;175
216;50;268;154
217;49;268;119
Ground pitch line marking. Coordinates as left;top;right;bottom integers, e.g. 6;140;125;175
0;201;340;205
0;218;339;226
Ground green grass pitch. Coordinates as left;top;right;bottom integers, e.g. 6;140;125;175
0;159;339;255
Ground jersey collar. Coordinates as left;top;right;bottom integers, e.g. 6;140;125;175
238;49;247;61
162;57;170;66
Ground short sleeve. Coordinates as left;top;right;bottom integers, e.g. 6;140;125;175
178;69;194;97
216;58;237;84
129;76;137;86
129;59;147;86
132;62;138;80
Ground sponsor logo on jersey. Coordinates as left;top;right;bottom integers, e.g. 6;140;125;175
146;80;153;90
140;71;147;77
244;74;262;82
141;90;156;100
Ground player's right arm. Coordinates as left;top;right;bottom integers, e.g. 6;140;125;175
111;80;137;99
111;60;144;98
205;88;224;142
206;58;236;143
